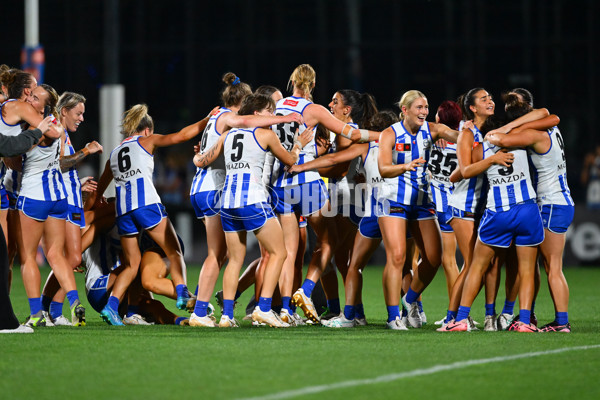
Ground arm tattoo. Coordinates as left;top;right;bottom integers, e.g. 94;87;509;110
60;149;86;172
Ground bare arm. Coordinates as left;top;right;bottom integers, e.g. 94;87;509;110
143;117;210;153
430;122;460;143
378;127;425;178
288;143;367;174
221;112;303;130
193;134;225;169
261;126;314;167
93;159;114;203
486;128;549;149
305;104;378;143
60;141;103;172
493;108;550;134
457;131;513;180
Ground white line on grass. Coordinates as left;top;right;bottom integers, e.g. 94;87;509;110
238;344;600;400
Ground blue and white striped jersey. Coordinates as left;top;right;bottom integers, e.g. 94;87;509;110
428;141;457;213
448;123;487;214
483;142;536;212
84;225;122;292
20;131;67;201
270;96;320;187
110;135;161;216
379;121;433;205
329;123;361;207
221;128;269;208
62;132;83;208
362;141;385;217
528;126;574;206
190;107;230;195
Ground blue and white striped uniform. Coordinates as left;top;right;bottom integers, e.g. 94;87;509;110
358;141;385;239
1;100;24;199
84;225;122;312
62;132;83;208
529;127;573;207
19;131;67;201
190;107;230;195
379;121;433;206
448;124;487;215
483;143;536;212
110;135;161;217
270;97;320;187
428;141;457;212
478;141;543;247
329;123;363;224
221;128;269;208
528;126;574;233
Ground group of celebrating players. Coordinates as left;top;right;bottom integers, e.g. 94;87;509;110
0;62;572;334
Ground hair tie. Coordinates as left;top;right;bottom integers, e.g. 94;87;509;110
232;77;241;86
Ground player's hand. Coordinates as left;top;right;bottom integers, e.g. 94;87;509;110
492;150;514;167
85;141;103;154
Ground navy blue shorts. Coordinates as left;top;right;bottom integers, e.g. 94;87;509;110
190;190;221;219
270;180;328;217
221;202;276;233
478;201;544;247
116;203;167;236
539;204;574;234
67;205;85;228
17;196;68;221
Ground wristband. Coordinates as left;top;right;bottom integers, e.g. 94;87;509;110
359;129;370;142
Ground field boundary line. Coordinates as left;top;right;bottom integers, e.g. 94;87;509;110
238;344;600;400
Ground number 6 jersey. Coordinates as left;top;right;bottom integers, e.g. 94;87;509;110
109;135;161;216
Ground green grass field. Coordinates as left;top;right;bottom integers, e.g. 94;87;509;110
2;266;600;400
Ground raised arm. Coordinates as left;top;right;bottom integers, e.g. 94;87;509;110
193;134;225;169
60;140;103;172
430;122;460;143
143;116;210;153
378;127;425;178
305;103;377;143
221;111;303;130
486;128;549;150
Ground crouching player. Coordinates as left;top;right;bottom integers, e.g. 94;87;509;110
83;200;190;326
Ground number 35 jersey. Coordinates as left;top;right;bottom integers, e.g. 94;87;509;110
428;142;457;212
270;96;320;187
110;135;161;216
482;141;536;212
221;127;269;208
